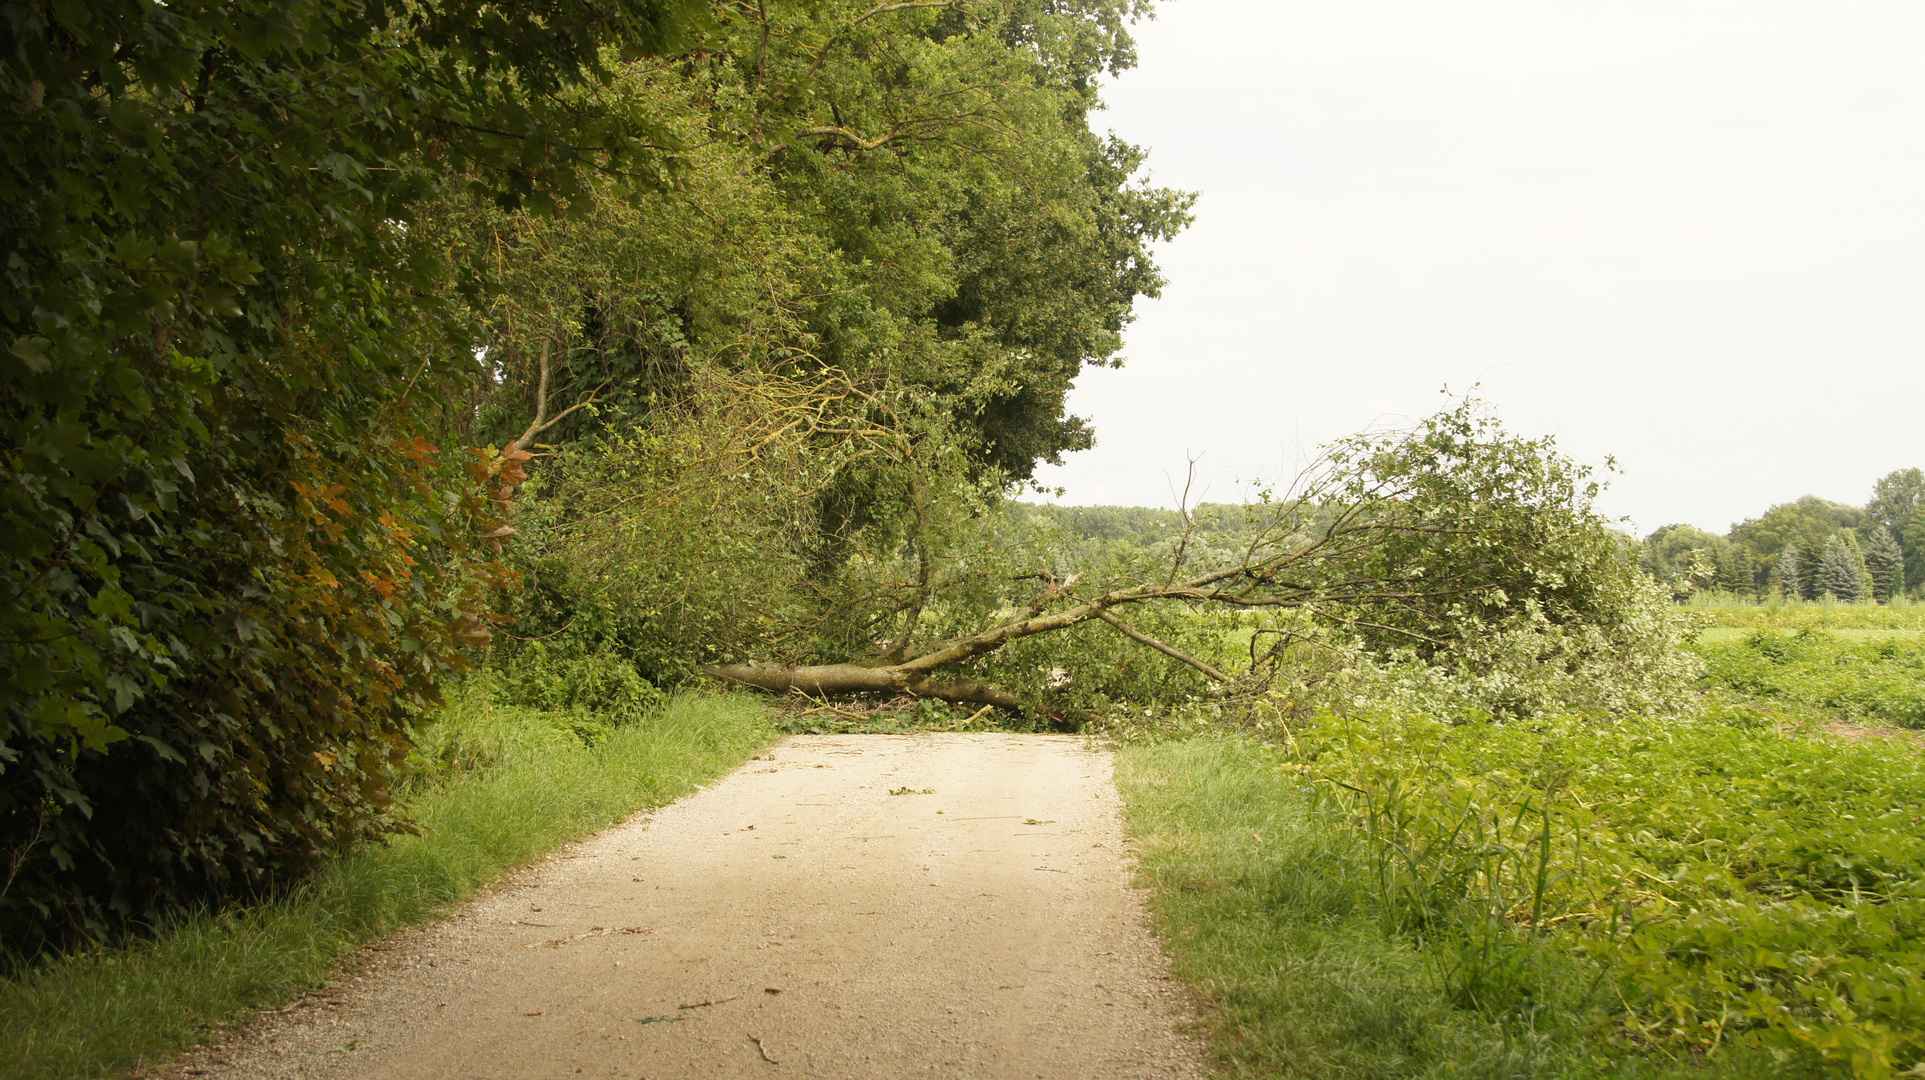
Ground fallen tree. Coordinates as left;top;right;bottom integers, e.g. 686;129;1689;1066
701;398;1659;712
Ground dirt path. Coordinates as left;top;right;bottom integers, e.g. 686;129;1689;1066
176;733;1206;1080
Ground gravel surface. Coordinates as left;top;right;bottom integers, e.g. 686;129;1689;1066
167;733;1207;1080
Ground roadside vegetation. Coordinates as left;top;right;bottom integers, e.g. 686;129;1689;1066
1119;710;1925;1080
0;688;773;1080
1114;581;1925;1079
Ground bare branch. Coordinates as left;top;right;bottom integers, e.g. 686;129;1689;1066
1164;456;1199;587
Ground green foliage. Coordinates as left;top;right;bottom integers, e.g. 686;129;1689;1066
1696;630;1925;728
0;685;773;1080
1778;545;1804;601
1641;524;1749;599
1688;595;1925;633
1867;527;1905;602
488;369;871;679
1119;738;1778;1080
1816;533;1869;603
1868;469;1925;591
491;643;667;735
1731;496;1866;597
1654;468;1925;602
0;0;708;953
1127;709;1925;1079
1287;710;1925;1078
435;0;1195;713
455;0;1193;486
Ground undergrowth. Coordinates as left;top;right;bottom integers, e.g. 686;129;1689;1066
1119;712;1925;1080
1686;596;1925;632
0;683;775;1080
767;694;1075;735
1694;630;1925;728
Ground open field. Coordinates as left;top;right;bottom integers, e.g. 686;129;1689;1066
1689;633;1925;729
1116;599;1925;1079
1119;711;1925;1080
1695;626;1924;645
1686;597;1925;633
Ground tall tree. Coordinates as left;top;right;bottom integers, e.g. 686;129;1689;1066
1;0;707;950
455;0;1194;642
1869;468;1925;592
1866;526;1905;603
1868;468;1925;534
1815;534;1866;603
1641;524;1729;599
1731;496;1861;594
1777;545;1803;601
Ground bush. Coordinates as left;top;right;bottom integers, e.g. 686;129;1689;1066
493;642;667;734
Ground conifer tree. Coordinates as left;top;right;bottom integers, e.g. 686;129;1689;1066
1817;534;1866;602
1867;526;1905;602
1778;545;1803;600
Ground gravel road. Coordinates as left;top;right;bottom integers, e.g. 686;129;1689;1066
172;733;1206;1080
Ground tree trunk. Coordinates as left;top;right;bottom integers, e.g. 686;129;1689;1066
700;662;1024;710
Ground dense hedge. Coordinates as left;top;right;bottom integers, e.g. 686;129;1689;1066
0;0;699;953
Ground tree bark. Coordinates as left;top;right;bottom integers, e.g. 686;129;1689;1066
701;662;1023;710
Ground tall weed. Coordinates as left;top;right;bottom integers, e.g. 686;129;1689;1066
1285;711;1925;1078
1119;739;1774;1079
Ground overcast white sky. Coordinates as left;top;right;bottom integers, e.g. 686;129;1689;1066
1025;0;1925;537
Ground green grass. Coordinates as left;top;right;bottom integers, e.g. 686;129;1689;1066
1685;594;1925;632
1693;629;1925;727
1118;716;1925;1080
1694;626;1923;645
0;686;776;1080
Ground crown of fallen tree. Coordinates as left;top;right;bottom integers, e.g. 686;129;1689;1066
703;398;1625;712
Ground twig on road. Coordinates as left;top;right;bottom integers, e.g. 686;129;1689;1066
749;1034;780;1063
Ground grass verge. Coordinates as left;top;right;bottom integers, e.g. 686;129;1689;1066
1117;733;1899;1079
0;687;776;1080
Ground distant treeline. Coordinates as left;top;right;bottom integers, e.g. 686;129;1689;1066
1022;466;1925;604
1008;502;1267;548
1640;468;1923;602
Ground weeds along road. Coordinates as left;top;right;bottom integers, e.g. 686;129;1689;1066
177;733;1205;1080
